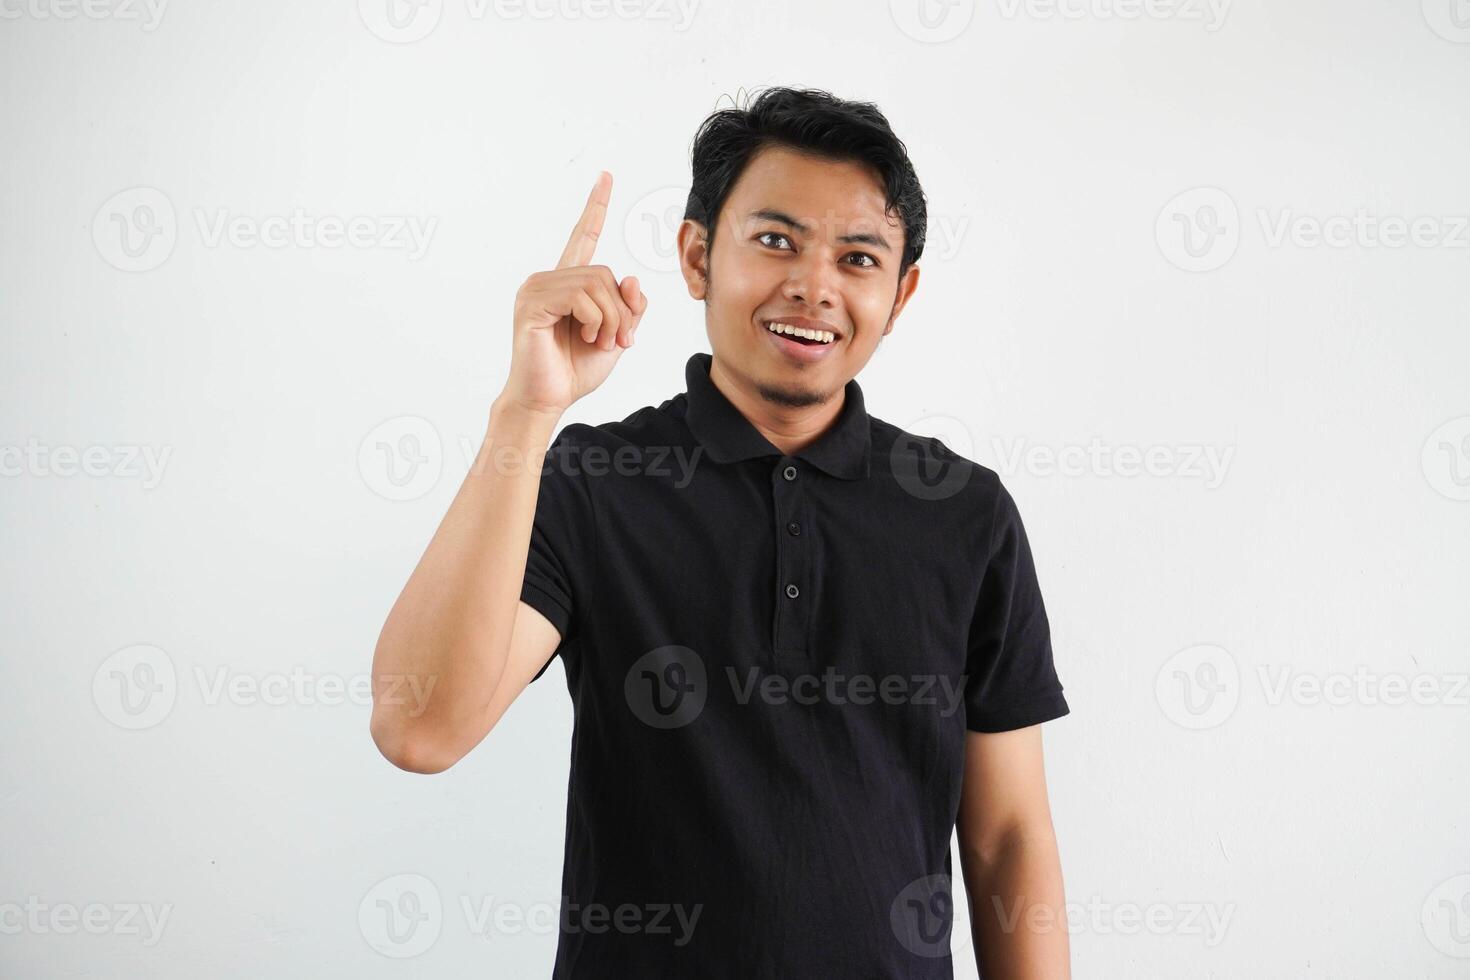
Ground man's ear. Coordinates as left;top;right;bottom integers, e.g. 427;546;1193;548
885;263;921;336
677;219;710;300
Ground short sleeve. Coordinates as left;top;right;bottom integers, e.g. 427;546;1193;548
963;482;1070;732
519;425;596;683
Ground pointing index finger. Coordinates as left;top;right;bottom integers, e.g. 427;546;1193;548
557;170;611;270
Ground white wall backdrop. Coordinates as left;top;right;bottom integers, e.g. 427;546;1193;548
2;0;1468;976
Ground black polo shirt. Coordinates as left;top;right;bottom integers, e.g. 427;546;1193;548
518;351;1069;978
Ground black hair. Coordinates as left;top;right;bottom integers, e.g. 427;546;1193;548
684;86;927;281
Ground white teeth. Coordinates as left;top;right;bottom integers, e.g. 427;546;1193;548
765;321;835;344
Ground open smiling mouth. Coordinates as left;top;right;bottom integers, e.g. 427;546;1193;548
763;320;837;346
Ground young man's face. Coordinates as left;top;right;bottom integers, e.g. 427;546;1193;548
679;145;920;408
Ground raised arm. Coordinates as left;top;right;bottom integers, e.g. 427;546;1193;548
368;171;648;773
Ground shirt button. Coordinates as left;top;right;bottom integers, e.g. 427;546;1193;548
787;521;802;536
785;583;800;598
782;464;797;481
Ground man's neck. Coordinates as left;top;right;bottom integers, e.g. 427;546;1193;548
707;355;844;458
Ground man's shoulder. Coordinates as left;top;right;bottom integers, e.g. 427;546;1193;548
547;395;689;455
867;412;1005;499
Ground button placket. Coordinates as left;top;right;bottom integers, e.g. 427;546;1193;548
771;457;810;662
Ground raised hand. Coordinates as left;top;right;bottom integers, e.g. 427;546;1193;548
501;171;649;417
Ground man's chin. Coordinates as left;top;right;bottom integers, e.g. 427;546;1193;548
753;374;831;410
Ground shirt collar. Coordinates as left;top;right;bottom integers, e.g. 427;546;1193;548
682;351;871;480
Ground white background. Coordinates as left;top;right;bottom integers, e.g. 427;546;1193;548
2;0;1469;976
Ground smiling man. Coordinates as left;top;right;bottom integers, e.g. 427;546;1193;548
370;86;1072;979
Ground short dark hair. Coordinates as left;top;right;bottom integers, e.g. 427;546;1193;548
684;86;927;280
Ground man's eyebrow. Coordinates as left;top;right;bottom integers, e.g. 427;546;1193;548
748;207;893;252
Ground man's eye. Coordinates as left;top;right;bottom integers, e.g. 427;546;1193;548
756;234;878;269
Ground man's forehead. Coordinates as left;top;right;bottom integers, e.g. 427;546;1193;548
729;148;893;221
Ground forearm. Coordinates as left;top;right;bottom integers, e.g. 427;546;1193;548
369;394;561;766
960;831;1071;980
